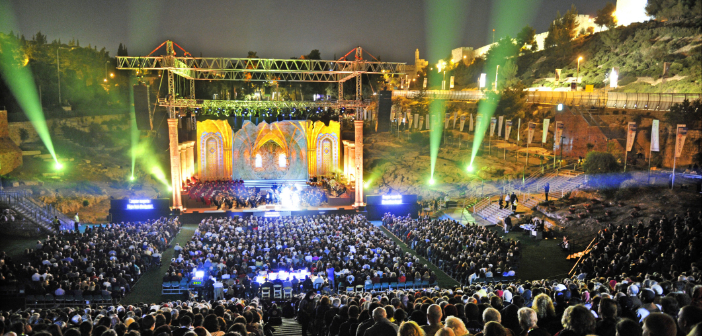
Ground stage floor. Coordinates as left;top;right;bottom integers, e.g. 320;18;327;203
181;203;356;214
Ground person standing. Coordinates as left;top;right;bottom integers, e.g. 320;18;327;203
52;216;61;234
74;213;80;232
544;183;550;202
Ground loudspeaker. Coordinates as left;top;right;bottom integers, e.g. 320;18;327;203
133;84;151;130
377;90;392;132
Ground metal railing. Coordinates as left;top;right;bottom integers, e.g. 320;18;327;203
392;90;702;111
0;190;74;232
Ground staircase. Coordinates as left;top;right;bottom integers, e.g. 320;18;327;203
470;196;514;226
520;174;587;209
0;190;74;233
272;318;303;336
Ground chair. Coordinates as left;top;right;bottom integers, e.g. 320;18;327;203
283;287;293;299
346;287;354;295
364;283;372;291
25;295;37;308
42;294;55;308
162;282;170;295
389;282;398;290
381;283;389;291
273;285;282;299
261;287;271;299
372;283;381;291
63;295;75;306
355;285;364;294
55;295;66;306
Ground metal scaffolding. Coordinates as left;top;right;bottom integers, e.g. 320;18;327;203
117;40;405;112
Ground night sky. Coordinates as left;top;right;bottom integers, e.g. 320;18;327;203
3;0;612;64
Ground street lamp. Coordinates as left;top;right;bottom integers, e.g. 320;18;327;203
104;61;110;82
437;60;447;90
576;56;583;88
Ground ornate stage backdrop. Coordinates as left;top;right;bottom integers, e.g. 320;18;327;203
196;120;341;181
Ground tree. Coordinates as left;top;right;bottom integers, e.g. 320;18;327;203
117;43;128;56
33;31;47;45
544;5;578;50
305;49;321;60
664;99;702;127
583;151;622;188
595;2;618;29
646;0;702;21
516;25;536;52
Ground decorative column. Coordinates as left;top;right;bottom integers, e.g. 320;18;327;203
348;144;355;181
354;120;364;207
167;118;183;209
179;143;187;182
186;141;195;179
342;140;350;181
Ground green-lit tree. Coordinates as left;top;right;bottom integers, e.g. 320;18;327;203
646;0;702;21
595;2;618;29
516;25;536;52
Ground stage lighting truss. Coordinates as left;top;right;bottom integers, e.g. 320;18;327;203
117;41;406;118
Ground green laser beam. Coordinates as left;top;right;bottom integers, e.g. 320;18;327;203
0;2;59;164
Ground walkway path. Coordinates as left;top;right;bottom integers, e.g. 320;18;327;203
122;223;198;304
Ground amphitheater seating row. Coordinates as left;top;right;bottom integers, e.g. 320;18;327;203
25;294;113;308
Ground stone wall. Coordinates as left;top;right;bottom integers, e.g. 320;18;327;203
0;111;23;174
8;113;127;146
554;106;701;168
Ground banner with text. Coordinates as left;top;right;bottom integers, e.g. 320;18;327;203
651;120;660;152
675;124;687;158
490;117;497;137
527;122;536;144
517;118;521;142
498;116;504;137
542;119;550;143
505;120;512;140
554;121;564;149
413;113;419;129
460;116;466;132
469;114;474;131
452;112;458;129
626;122;637;152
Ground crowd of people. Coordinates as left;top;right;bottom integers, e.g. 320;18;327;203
384;214;520;286
2;271;699;336
0;217;180;300
165;214;438;300
573;211;701;280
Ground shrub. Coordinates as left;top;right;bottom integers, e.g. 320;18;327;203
19;128;29;141
82;200;89;207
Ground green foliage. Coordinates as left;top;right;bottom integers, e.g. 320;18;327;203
409;132;429;145
516;25;536;52
544;5;578;58
247;51;258;58
584;151;621;174
646;0;702;20
82;200;89;207
305;49;321;60
664;99;702;127
583;151;622;189
19;128;29;141
595;2;618;29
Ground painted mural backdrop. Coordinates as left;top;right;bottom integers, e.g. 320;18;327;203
197;120;341;180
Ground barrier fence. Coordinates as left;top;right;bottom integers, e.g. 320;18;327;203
393;90;702;111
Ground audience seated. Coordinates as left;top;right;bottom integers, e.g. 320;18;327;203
170;214;438;299
0;217;180;300
386;214;520;285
